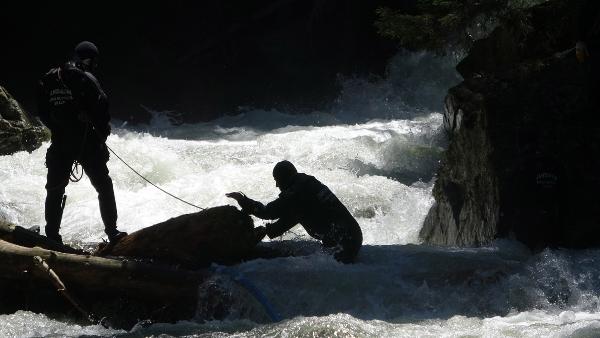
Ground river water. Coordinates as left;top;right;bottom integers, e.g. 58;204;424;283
2;52;600;337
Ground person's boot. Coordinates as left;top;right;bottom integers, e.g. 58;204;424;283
44;226;63;244
105;228;127;243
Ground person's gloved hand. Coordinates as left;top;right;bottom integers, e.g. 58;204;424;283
576;41;590;63
226;192;247;203
226;192;253;211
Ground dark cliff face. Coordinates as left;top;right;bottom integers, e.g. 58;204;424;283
420;0;600;249
2;1;405;123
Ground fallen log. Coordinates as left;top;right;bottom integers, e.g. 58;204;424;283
97;205;259;267
0;219;82;254
32;255;96;323
0;205;263;327
0;239;210;299
0;238;211;327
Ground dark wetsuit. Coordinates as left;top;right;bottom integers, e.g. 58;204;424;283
241;173;362;263
37;62;117;238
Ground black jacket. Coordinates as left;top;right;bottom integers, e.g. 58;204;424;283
242;173;362;247
37;62;110;155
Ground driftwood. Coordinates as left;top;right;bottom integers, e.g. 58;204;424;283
0;238;210;298
32;255;95;323
0;238;211;327
0;219;82;254
0;206;264;327
97;205;258;267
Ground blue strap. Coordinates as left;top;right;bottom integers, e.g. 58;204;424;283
211;266;282;322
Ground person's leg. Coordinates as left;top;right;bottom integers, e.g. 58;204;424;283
44;145;72;242
81;148;124;241
331;223;363;264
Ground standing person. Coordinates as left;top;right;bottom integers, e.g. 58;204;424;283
227;160;363;263
37;41;127;244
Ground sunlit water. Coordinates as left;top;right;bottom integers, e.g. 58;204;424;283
2;52;600;337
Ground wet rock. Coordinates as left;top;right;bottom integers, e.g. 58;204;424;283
0;85;49;155
421;0;599;249
98;205;259;267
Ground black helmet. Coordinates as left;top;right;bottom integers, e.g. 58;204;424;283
273;160;298;190
74;41;99;60
73;41;99;72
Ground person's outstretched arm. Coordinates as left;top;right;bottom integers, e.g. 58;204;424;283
226;191;300;238
226;191;294;220
265;216;298;238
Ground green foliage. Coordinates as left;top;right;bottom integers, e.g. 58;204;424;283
375;0;549;52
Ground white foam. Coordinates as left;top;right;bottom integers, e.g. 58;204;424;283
0;111;442;244
5;50;599;338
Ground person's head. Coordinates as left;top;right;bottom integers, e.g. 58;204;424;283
273;160;298;191
72;41;99;73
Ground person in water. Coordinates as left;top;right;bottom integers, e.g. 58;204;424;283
37;41;127;244
227;160;363;263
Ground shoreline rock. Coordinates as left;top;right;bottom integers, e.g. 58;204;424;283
0;85;49;156
420;0;600;249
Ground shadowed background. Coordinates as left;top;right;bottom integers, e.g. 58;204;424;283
1;1;420;122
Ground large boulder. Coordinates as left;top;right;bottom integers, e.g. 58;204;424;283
98;205;259;266
0;85;49;155
420;0;599;248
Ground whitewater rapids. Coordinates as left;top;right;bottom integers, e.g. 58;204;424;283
2;52;600;337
